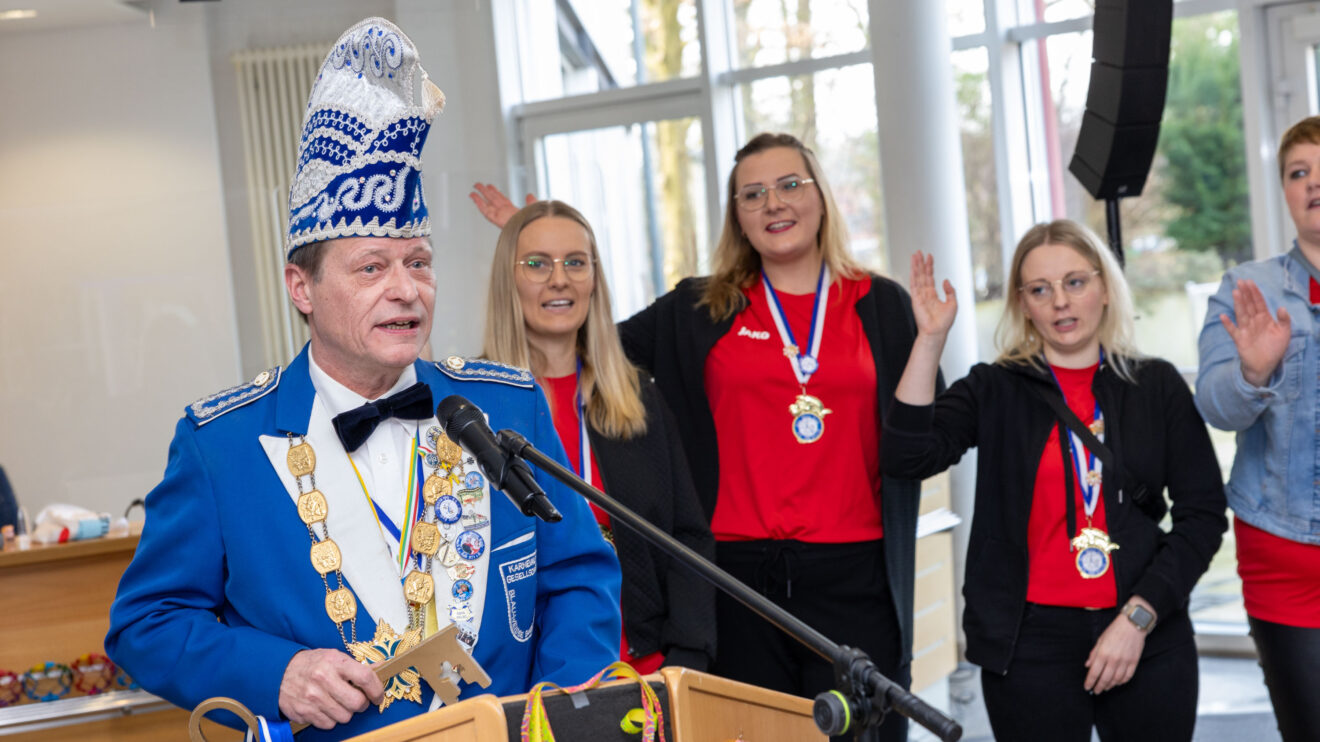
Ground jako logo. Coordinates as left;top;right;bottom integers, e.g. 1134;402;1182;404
737;326;771;341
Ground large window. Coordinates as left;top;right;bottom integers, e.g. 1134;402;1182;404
499;0;1251;632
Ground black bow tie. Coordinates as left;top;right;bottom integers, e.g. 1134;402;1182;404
331;382;434;452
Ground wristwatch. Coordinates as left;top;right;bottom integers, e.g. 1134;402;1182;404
1122;603;1155;632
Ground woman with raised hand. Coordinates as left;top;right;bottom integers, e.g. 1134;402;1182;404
611;133;922;742
1195;115;1320;742
884;220;1226;742
481;199;716;673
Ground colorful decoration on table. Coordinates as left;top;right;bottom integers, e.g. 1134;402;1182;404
22;661;73;702
0;669;21;707
71;653;117;695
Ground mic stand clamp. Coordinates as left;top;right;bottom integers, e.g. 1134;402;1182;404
813;646;889;740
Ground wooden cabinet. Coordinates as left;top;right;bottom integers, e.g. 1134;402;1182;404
0;537;237;740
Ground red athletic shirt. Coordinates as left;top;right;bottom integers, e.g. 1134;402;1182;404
703;275;883;543
1228;277;1320;628
542;373;664;674
1025;362;1118;608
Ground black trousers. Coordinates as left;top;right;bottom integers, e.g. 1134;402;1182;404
710;539;907;742
1248;615;1320;742
981;603;1198;742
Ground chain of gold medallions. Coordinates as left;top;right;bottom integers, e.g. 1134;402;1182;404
285;432;468;647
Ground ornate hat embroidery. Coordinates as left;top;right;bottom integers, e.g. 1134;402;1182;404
286;17;445;258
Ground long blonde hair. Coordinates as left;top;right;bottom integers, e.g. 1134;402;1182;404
700;132;864;320
994;219;1141;382
482;200;647;439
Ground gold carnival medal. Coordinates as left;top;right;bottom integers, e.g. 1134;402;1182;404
309;539;343;574
412;521;441;556
1071;526;1119;579
287;442;316;478
421;473;450;505
325;588;358;623
297;489;328;524
348;621;424;711
789;393;832;444
436;436;463;468
403;570;435;605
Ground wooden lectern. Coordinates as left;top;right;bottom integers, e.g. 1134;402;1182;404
346;667;825;742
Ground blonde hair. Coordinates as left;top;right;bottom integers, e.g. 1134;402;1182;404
994;219;1141;382
700;132;864;320
1279;116;1320;181
482;200;647;439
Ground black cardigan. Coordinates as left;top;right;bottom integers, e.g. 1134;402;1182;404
618;274;932;666
882;358;1228;674
588;377;717;670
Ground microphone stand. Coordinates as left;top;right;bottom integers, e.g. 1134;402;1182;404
496;430;962;742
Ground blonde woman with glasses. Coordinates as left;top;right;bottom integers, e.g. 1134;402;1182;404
604;132;923;742
481;199;716;673
883;220;1227;742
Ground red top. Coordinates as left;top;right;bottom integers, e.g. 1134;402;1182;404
1025;362;1118;608
1235;518;1320;627
1227;275;1320;628
703;275;883;543
542;373;664;674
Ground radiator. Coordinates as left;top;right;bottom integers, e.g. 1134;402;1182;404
232;42;327;367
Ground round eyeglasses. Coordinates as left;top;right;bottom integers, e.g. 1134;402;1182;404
516;253;595;283
1018;270;1101;305
735;177;817;211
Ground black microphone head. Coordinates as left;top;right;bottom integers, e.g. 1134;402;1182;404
436;394;476;431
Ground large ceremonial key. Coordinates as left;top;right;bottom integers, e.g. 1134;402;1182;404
192;626;492;740
286;624;491;735
371;623;491;707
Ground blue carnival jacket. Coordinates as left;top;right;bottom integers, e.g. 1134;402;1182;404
106;347;621;739
1196;252;1320;545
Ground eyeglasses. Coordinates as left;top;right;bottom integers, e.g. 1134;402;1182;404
516;253;595;283
734;176;817;211
1018;270;1101;305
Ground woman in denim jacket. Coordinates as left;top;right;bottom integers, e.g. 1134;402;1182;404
1195;116;1320;742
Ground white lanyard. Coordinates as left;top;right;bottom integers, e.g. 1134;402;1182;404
761;264;830;385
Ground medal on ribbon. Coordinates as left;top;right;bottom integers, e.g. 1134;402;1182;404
1050;358;1118;579
763;265;831;444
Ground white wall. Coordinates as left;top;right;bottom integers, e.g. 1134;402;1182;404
0;2;239;518
0;1;512;518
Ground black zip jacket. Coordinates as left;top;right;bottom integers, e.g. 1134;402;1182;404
882;357;1227;674
587;377;717;669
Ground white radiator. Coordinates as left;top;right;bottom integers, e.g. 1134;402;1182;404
232;42;328;367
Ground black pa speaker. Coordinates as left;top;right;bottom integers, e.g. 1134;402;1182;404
1068;0;1173;200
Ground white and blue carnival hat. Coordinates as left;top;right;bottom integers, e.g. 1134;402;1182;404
286;17;445;258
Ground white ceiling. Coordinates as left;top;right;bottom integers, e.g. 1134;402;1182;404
0;0;148;35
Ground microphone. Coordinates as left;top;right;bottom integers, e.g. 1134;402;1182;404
436;395;562;523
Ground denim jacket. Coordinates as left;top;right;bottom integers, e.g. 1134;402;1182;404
1195;252;1320;545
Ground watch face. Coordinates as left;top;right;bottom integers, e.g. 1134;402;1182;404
1127;604;1154;630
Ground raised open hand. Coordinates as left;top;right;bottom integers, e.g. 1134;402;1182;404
469;182;536;230
909;251;958;338
1219;279;1291;388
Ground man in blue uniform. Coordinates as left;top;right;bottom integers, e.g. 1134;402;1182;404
106;17;621;740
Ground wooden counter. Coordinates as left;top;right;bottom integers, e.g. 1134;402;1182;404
0;536;238;740
0;535;138;674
